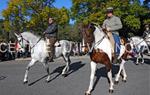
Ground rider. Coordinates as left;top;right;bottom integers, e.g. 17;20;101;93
102;7;123;59
142;24;150;38
43;17;58;62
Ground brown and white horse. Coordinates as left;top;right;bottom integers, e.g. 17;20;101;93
81;23;132;95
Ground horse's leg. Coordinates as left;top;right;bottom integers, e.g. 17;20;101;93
105;63;114;93
85;61;97;95
42;61;51;82
23;59;37;84
141;53;144;64
136;53;140;65
147;46;150;54
121;62;127;82
115;59;126;84
62;54;71;76
107;70;114;93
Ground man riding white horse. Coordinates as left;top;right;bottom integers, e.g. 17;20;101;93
143;24;150;38
102;7;123;62
43;17;58;62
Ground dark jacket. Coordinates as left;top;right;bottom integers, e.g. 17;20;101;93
44;22;58;38
143;30;150;38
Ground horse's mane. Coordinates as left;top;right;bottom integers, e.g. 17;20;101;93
21;31;40;39
131;36;143;40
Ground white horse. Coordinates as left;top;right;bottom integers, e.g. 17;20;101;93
82;24;132;95
129;36;149;65
15;32;72;84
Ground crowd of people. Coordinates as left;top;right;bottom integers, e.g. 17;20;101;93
0;40;30;61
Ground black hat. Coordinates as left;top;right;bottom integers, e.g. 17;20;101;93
106;7;113;13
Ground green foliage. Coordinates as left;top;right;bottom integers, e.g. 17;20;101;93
71;0;150;35
144;19;150;25
2;0;69;33
123;15;141;30
58;24;81;42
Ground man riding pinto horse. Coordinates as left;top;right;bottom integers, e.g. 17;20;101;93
83;7;133;95
88;7;123;63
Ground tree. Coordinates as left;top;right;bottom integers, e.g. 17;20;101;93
2;0;70;34
58;24;81;42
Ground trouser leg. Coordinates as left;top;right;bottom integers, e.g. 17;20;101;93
107;32;118;63
107;32;115;53
46;37;56;61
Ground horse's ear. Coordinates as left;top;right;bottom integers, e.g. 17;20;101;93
127;38;131;41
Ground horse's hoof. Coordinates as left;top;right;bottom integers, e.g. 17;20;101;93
62;74;68;77
45;80;50;83
109;89;114;93
85;92;91;95
114;81;119;85
135;63;139;65
23;81;28;84
122;80;127;83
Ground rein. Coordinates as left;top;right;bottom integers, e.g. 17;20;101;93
131;36;150;47
130;36;150;53
30;36;43;49
88;34;106;53
94;34;107;47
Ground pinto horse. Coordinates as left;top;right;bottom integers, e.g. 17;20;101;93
81;23;132;95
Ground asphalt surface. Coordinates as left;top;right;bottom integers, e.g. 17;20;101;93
0;55;150;95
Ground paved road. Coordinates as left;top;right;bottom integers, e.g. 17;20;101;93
0;56;150;95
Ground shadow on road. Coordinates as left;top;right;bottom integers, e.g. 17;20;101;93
67;61;85;75
91;64;119;92
50;61;85;80
0;76;7;80
144;58;150;65
128;57;150;65
28;75;47;86
28;61;85;86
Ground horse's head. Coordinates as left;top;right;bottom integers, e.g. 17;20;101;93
125;37;139;57
15;33;29;48
80;23;96;48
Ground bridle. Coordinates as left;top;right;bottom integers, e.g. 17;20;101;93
17;34;29;48
17;34;43;49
